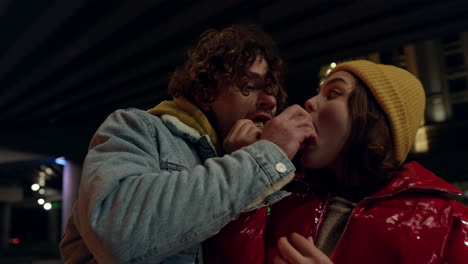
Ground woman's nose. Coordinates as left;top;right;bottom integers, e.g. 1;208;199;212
305;96;318;113
257;91;277;111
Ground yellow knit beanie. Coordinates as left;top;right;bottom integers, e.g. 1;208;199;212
329;60;426;163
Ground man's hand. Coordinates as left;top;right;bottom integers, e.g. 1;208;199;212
261;105;316;160
223;119;263;154
273;233;333;264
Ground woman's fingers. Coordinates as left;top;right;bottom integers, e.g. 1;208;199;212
277;236;304;264
275;233;333;264
272;254;289;264
288;233;324;259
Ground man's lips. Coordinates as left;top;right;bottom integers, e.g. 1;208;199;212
247;112;273;123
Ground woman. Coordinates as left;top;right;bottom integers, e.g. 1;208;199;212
204;60;468;264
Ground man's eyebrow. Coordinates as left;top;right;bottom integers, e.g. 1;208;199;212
246;71;263;80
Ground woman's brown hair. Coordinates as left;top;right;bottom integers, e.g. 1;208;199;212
337;77;403;193
168;24;287;110
301;76;403;200
302;77;403;200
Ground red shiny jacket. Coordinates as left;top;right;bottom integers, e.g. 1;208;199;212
204;162;468;264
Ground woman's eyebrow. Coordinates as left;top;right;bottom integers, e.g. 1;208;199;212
323;77;348;86
317;77;348;93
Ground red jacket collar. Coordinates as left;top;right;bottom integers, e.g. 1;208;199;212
371;161;462;198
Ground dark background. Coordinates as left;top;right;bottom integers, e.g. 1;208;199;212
0;0;467;161
0;0;468;262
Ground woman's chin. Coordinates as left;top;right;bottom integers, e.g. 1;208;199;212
301;159;324;169
301;154;335;169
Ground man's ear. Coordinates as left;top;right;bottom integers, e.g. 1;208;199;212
194;93;212;111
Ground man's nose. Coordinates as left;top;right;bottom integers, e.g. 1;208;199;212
304;96;319;113
257;91;277;111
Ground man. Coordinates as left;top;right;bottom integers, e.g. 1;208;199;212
60;24;315;263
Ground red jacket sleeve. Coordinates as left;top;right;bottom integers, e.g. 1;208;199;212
203;207;268;264
443;201;468;263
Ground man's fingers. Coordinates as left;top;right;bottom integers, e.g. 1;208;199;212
290;114;314;128
270;105;314;133
279;104;310;119
267;112;314;135
226;119;262;142
223;119;263;154
260;105;316;160
276;105;312;125
227;119;254;137
277;236;304;264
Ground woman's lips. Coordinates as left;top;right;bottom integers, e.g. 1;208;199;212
300;137;317;150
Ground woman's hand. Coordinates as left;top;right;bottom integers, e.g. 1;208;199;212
273;233;333;264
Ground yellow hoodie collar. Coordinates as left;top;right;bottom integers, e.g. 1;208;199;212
147;97;220;154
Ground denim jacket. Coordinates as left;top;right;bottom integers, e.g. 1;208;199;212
60;102;294;264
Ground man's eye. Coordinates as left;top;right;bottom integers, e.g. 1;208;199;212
245;84;256;90
327;90;342;99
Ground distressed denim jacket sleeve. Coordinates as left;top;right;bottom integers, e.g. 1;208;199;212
63;109;295;263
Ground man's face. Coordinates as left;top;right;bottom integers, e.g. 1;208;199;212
208;56;277;142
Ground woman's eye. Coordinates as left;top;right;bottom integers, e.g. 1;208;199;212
326;90;342;99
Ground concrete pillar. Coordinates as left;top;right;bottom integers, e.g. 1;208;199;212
415;40;452;122
0;202;11;250
61;159;81;234
460;32;468;75
403;45;419;77
48;208;59;246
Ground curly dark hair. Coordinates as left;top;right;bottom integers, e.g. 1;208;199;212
168;24;287;109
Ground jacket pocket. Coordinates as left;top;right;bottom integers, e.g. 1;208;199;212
160;160;188;172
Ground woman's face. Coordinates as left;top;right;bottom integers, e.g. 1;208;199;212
302;71;357;171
